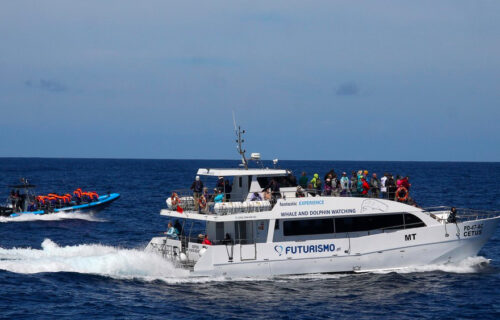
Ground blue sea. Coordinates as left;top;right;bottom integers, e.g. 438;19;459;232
0;158;499;319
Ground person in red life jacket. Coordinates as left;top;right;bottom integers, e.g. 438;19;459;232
401;176;411;191
361;177;370;196
202;234;212;245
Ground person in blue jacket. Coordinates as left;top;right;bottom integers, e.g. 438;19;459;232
164;222;179;240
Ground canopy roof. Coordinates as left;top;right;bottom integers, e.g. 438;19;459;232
196;168;289;177
8;184;37;189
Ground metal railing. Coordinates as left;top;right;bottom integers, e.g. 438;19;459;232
423;206;500;223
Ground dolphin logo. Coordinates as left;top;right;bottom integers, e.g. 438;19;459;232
274;245;284;256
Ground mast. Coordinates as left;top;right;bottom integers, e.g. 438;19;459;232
235;126;248;169
233;111;248;169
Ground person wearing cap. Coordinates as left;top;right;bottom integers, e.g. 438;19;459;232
190;175;204;211
216;176;225;192
340;172;350;196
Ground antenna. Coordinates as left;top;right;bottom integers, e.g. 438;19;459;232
232;112;248;169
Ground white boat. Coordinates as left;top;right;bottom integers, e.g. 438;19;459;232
146;128;500;277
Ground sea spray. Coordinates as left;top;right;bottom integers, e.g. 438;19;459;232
0;239;189;282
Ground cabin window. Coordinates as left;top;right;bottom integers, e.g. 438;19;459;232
257;176;297;188
239;176;242;188
277;175;298;188
283;218;334;236
403;214;426;229
216;222;224;241
275;219;280;230
335;214;405;233
257;177;270;188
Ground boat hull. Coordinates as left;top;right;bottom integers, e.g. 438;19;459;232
147;216;499;277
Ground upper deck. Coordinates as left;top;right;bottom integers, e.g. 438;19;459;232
197;168;290;177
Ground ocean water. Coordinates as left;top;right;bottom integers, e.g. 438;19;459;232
0;158;499;319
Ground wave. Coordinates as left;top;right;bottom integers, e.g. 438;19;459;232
0;239;197;283
0;212;104;223
372;256;491;274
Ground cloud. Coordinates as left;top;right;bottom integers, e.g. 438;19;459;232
25;79;68;93
336;82;359;96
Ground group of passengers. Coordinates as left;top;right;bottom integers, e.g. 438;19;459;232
298;169;415;204
164;219;215;245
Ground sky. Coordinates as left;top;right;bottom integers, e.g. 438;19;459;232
0;1;499;161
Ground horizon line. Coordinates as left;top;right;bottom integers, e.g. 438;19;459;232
0;156;498;164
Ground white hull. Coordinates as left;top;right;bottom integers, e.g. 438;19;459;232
147;216;499;277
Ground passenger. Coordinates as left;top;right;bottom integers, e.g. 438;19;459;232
299;172;309;189
202;234;212;245
250;192;262;201
224;179;232;200
357;176;364;195
15;190;22;211
268;178;281;200
340;172;350;196
350;171;358;196
9;190;17;212
202;187;210;202
190;176;204;211
401;176;411;191
307;183;316;197
27;201;36;212
214;190;224;203
361;176;370;196
324;178;332;196
287;173;297;186
396;175;402;188
363;170;369;178
315;177;322;196
263;188;272;201
370;173;380;198
310;174;321;196
216;176;225;192
295;186;306;198
164;222;179;240
332;173;340;197
448;207;457;223
386;174;397;200
380;173;388;199
324;169;335;182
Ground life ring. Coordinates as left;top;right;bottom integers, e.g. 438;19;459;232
171;193;180;206
396;187;409;202
199;195;207;209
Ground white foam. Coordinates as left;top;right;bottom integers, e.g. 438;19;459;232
371;256;491;274
0;239;194;283
0;212;104;223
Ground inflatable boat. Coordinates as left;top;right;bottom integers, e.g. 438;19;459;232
0;179;120;218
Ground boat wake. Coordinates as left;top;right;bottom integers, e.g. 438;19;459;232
0;239;198;283
372;256;492;274
0;212;104;223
